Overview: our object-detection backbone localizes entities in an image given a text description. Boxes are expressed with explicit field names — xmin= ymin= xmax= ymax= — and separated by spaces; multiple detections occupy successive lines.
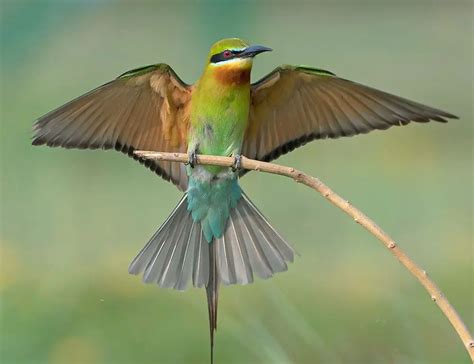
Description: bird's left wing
xmin=241 ymin=65 xmax=457 ymax=167
xmin=33 ymin=64 xmax=191 ymax=191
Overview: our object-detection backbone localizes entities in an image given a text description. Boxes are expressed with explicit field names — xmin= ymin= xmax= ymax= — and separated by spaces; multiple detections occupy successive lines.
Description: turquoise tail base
xmin=186 ymin=176 xmax=242 ymax=242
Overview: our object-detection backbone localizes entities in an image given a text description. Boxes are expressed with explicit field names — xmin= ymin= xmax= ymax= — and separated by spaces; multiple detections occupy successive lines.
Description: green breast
xmin=189 ymin=72 xmax=251 ymax=174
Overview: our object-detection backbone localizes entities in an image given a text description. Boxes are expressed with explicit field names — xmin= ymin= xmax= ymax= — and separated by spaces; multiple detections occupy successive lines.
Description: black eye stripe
xmin=210 ymin=49 xmax=243 ymax=64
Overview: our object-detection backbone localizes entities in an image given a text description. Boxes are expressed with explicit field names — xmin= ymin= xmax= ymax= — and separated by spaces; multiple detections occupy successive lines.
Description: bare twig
xmin=135 ymin=150 xmax=474 ymax=361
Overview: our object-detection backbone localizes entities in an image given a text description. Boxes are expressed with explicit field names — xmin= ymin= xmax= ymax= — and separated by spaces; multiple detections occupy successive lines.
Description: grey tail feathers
xmin=128 ymin=191 xmax=296 ymax=362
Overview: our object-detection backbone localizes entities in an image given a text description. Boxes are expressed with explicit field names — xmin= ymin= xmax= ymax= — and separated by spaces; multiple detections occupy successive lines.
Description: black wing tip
xmin=31 ymin=132 xmax=60 ymax=147
xmin=116 ymin=142 xmax=182 ymax=187
xmin=31 ymin=131 xmax=43 ymax=145
xmin=31 ymin=135 xmax=104 ymax=149
xmin=32 ymin=138 xmax=45 ymax=146
xmin=444 ymin=113 xmax=459 ymax=120
xmin=31 ymin=137 xmax=181 ymax=188
xmin=427 ymin=111 xmax=458 ymax=123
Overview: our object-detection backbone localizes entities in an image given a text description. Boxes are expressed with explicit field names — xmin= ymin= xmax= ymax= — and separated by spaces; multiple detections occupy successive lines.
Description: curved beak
xmin=239 ymin=45 xmax=272 ymax=59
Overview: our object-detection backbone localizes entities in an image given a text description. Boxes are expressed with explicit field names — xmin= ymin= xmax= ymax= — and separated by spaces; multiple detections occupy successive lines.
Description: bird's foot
xmin=187 ymin=151 xmax=198 ymax=168
xmin=232 ymin=154 xmax=242 ymax=172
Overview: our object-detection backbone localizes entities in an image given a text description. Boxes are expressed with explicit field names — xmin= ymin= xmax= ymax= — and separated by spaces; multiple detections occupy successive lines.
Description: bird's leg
xmin=231 ymin=154 xmax=242 ymax=172
xmin=187 ymin=149 xmax=198 ymax=168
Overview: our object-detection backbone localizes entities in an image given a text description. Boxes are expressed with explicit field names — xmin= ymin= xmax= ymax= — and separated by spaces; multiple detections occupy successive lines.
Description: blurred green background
xmin=1 ymin=1 xmax=472 ymax=363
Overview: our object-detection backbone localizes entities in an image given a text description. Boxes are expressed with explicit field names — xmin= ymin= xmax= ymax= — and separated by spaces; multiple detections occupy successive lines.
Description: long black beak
xmin=240 ymin=45 xmax=272 ymax=58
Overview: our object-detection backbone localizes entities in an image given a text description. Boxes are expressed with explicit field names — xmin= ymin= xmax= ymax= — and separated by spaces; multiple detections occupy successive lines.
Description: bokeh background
xmin=1 ymin=1 xmax=472 ymax=363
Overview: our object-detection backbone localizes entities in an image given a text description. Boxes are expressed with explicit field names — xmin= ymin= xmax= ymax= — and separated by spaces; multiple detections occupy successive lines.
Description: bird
xmin=32 ymin=37 xmax=457 ymax=363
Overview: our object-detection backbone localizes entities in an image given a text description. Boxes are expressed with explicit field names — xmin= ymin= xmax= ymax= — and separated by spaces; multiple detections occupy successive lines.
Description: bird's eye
xmin=223 ymin=50 xmax=232 ymax=58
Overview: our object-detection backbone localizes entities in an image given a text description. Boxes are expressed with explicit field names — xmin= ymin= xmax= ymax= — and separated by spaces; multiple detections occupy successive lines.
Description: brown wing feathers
xmin=34 ymin=64 xmax=457 ymax=185
xmin=32 ymin=65 xmax=191 ymax=190
xmin=242 ymin=66 xmax=457 ymax=166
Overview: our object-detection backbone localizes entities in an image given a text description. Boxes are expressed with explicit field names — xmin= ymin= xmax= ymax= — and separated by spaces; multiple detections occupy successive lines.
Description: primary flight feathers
xmin=33 ymin=63 xmax=457 ymax=188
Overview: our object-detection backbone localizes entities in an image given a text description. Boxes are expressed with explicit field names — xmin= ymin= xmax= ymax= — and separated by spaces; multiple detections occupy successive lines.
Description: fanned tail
xmin=206 ymin=242 xmax=218 ymax=364
xmin=128 ymin=195 xmax=209 ymax=290
xmin=214 ymin=192 xmax=296 ymax=285
xmin=128 ymin=191 xmax=296 ymax=363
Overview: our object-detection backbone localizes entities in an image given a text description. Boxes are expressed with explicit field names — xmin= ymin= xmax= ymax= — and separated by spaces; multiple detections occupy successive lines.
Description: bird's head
xmin=204 ymin=38 xmax=272 ymax=83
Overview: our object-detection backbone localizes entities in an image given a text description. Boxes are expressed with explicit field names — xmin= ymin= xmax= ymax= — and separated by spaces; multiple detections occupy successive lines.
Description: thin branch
xmin=135 ymin=150 xmax=474 ymax=361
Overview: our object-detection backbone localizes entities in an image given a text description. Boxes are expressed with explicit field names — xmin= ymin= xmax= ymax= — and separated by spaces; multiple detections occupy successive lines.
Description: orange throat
xmin=213 ymin=66 xmax=251 ymax=86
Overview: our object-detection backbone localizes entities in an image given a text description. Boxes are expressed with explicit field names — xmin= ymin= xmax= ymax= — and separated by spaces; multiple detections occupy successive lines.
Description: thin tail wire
xmin=206 ymin=240 xmax=219 ymax=364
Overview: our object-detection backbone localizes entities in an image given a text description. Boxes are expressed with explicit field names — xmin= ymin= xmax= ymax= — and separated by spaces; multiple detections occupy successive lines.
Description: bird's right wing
xmin=33 ymin=64 xmax=192 ymax=191
xmin=241 ymin=65 xmax=457 ymax=167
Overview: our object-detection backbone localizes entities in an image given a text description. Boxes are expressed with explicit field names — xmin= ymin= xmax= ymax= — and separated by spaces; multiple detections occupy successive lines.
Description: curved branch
xmin=135 ymin=150 xmax=474 ymax=361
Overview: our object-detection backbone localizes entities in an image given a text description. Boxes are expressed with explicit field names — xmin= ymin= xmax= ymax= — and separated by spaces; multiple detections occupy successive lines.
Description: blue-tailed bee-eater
xmin=33 ymin=38 xmax=457 ymax=362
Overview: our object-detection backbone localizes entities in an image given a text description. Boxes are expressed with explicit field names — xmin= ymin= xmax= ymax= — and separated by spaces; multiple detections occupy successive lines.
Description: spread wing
xmin=242 ymin=65 xmax=458 ymax=167
xmin=33 ymin=64 xmax=192 ymax=191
